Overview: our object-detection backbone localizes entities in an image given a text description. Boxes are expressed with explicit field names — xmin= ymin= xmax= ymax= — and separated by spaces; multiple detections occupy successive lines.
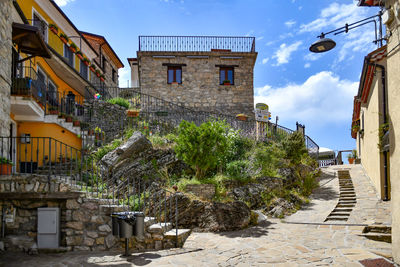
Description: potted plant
xmin=69 ymin=42 xmax=78 ymax=53
xmin=83 ymin=57 xmax=90 ymax=66
xmin=347 ymin=150 xmax=358 ymax=164
xmin=95 ymin=69 xmax=101 ymax=78
xmin=0 ymin=157 xmax=13 ymax=175
xmin=49 ymin=23 xmax=58 ymax=35
xmin=90 ymin=64 xmax=96 ymax=73
xmin=59 ymin=33 xmax=69 ymax=44
xmin=65 ymin=114 xmax=73 ymax=122
xmin=48 ymin=106 xmax=59 ymax=115
xmin=100 ymin=74 xmax=105 ymax=82
xmin=126 ymin=109 xmax=140 ymax=117
xmin=76 ymin=51 xmax=84 ymax=60
xmin=73 ymin=119 xmax=80 ymax=127
xmin=58 ymin=112 xmax=66 ymax=119
xmin=222 ymin=80 xmax=231 ymax=86
xmin=236 ymin=113 xmax=248 ymax=121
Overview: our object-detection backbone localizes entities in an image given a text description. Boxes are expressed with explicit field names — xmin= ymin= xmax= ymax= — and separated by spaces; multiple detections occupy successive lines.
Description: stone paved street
xmin=0 ymin=165 xmax=396 ymax=267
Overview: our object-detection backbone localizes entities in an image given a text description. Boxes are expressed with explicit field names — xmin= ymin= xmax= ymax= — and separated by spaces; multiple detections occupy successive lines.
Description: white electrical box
xmin=37 ymin=208 xmax=60 ymax=249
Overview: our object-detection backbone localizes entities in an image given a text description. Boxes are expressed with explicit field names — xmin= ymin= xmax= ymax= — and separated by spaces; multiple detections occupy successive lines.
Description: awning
xmin=12 ymin=23 xmax=51 ymax=59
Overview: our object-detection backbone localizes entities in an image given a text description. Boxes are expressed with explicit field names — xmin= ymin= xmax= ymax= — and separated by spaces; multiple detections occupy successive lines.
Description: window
xmin=220 ymin=67 xmax=234 ymax=85
xmin=101 ymin=56 xmax=107 ymax=73
xmin=47 ymin=79 xmax=58 ymax=106
xmin=36 ymin=66 xmax=47 ymax=98
xmin=112 ymin=68 xmax=116 ymax=82
xmin=167 ymin=66 xmax=182 ymax=84
xmin=33 ymin=12 xmax=47 ymax=42
xmin=64 ymin=44 xmax=74 ymax=66
xmin=80 ymin=60 xmax=88 ymax=80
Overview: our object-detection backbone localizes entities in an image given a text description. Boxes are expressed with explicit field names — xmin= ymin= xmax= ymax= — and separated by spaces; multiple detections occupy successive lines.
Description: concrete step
xmin=329 ymin=212 xmax=350 ymax=216
xmin=148 ymin=222 xmax=173 ymax=234
xmin=336 ymin=205 xmax=355 ymax=209
xmin=325 ymin=217 xmax=349 ymax=221
xmin=362 ymin=225 xmax=391 ymax=234
xmin=332 ymin=208 xmax=353 ymax=212
xmin=164 ymin=229 xmax=192 ymax=247
xmin=359 ymin=233 xmax=391 ymax=243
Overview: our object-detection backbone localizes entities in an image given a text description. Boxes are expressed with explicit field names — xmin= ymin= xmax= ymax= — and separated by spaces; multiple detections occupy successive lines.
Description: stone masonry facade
xmin=0 ymin=175 xmax=185 ymax=252
xmin=137 ymin=51 xmax=257 ymax=116
xmin=0 ymin=0 xmax=12 ymax=139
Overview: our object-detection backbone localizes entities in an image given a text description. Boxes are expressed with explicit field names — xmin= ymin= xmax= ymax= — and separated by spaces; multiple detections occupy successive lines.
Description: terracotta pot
xmin=100 ymin=77 xmax=105 ymax=82
xmin=90 ymin=67 xmax=95 ymax=73
xmin=60 ymin=37 xmax=68 ymax=45
xmin=223 ymin=82 xmax=231 ymax=86
xmin=50 ymin=27 xmax=58 ymax=35
xmin=0 ymin=164 xmax=12 ymax=175
xmin=126 ymin=110 xmax=139 ymax=117
xmin=236 ymin=115 xmax=248 ymax=121
xmin=96 ymin=72 xmax=101 ymax=78
xmin=73 ymin=121 xmax=80 ymax=127
xmin=69 ymin=47 xmax=76 ymax=53
xmin=49 ymin=110 xmax=59 ymax=115
xmin=66 ymin=117 xmax=73 ymax=122
xmin=84 ymin=61 xmax=90 ymax=66
xmin=77 ymin=54 xmax=84 ymax=60
xmin=348 ymin=158 xmax=355 ymax=164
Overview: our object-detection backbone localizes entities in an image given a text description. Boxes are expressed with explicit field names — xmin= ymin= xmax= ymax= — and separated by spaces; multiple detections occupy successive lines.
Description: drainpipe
xmin=373 ymin=62 xmax=389 ymax=201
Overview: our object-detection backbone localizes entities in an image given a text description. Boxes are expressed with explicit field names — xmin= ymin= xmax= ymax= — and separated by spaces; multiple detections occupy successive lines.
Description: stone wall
xmin=0 ymin=175 xmax=184 ymax=252
xmin=0 ymin=0 xmax=12 ymax=139
xmin=137 ymin=51 xmax=257 ymax=116
xmin=84 ymin=100 xmax=127 ymax=142
xmin=185 ymin=184 xmax=215 ymax=200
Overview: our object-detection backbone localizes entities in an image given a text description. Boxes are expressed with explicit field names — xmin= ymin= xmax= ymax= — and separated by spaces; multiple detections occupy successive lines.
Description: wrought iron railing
xmin=45 ymin=90 xmax=85 ymax=123
xmin=86 ymin=86 xmax=319 ymax=158
xmin=11 ymin=67 xmax=47 ymax=107
xmin=0 ymin=137 xmax=82 ymax=176
xmin=139 ymin=36 xmax=256 ymax=52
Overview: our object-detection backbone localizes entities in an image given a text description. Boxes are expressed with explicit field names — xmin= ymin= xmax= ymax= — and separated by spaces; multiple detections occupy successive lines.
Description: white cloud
xmin=299 ymin=3 xmax=368 ymax=33
xmin=304 ymin=63 xmax=311 ymax=68
xmin=118 ymin=67 xmax=131 ymax=88
xmin=272 ymin=41 xmax=302 ymax=66
xmin=262 ymin=58 xmax=269 ymax=64
xmin=256 ymin=36 xmax=264 ymax=41
xmin=54 ymin=0 xmax=75 ymax=6
xmin=254 ymin=71 xmax=358 ymax=125
xmin=304 ymin=53 xmax=323 ymax=61
xmin=285 ymin=20 xmax=296 ymax=28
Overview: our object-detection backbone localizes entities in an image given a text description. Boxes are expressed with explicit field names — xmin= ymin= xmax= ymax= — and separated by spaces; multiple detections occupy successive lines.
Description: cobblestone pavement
xmin=0 ymin=165 xmax=396 ymax=267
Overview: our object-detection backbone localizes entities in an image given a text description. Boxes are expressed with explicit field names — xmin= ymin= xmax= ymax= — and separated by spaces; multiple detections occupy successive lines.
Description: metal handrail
xmin=139 ymin=36 xmax=256 ymax=52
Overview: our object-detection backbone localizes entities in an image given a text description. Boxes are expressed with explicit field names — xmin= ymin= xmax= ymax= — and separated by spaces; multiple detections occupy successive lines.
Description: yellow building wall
xmin=17 ymin=0 xmax=85 ymax=76
xmin=358 ymin=73 xmax=385 ymax=199
xmin=17 ymin=122 xmax=81 ymax=168
xmin=386 ymin=0 xmax=400 ymax=263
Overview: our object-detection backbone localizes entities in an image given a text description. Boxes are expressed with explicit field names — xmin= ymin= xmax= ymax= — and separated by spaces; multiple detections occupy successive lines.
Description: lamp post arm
xmin=333 ymin=19 xmax=378 ymax=44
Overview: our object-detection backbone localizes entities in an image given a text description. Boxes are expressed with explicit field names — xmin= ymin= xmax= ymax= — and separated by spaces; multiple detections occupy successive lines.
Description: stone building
xmin=0 ymin=0 xmax=12 ymax=139
xmin=80 ymin=31 xmax=124 ymax=88
xmin=131 ymin=36 xmax=257 ymax=116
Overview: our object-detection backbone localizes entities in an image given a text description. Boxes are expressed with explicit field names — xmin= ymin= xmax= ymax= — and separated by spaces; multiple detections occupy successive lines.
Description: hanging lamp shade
xmin=309 ymin=38 xmax=336 ymax=53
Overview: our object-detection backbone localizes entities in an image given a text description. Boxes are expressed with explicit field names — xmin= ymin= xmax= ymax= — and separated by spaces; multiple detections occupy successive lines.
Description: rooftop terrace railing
xmin=138 ymin=36 xmax=256 ymax=52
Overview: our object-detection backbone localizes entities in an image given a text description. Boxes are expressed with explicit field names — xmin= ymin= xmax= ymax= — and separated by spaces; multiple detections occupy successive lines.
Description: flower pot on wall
xmin=236 ymin=114 xmax=248 ymax=121
xmin=348 ymin=158 xmax=355 ymax=164
xmin=0 ymin=164 xmax=12 ymax=175
xmin=50 ymin=26 xmax=58 ymax=35
xmin=69 ymin=46 xmax=77 ymax=53
xmin=73 ymin=121 xmax=80 ymax=127
xmin=77 ymin=54 xmax=84 ymax=60
xmin=60 ymin=37 xmax=68 ymax=45
xmin=126 ymin=110 xmax=140 ymax=117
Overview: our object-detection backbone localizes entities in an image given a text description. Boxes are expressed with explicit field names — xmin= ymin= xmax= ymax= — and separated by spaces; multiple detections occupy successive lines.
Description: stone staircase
xmin=360 ymin=225 xmax=392 ymax=243
xmin=325 ymin=170 xmax=357 ymax=222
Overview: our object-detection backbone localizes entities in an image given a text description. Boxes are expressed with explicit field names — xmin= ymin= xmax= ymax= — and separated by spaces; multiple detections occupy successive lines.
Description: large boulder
xmin=101 ymin=132 xmax=152 ymax=169
xmin=166 ymin=193 xmax=250 ymax=232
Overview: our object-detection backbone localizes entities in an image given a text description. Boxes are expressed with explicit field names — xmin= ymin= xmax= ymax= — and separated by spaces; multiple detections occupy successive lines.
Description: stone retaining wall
xmin=0 ymin=175 xmax=180 ymax=252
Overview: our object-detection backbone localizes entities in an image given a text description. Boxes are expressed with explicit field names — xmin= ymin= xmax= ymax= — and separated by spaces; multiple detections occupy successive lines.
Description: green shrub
xmin=280 ymin=132 xmax=308 ymax=164
xmin=226 ymin=160 xmax=251 ymax=181
xmin=93 ymin=138 xmax=122 ymax=161
xmin=175 ymin=119 xmax=231 ymax=178
xmin=253 ymin=143 xmax=284 ymax=177
xmin=107 ymin=97 xmax=130 ymax=109
xmin=249 ymin=211 xmax=259 ymax=226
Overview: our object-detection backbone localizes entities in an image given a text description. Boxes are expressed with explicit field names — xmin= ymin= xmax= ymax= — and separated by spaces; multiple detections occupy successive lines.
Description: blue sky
xmin=56 ymin=0 xmax=382 ymax=153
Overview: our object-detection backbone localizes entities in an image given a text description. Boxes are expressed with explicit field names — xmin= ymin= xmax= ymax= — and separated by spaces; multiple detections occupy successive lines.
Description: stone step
xmin=359 ymin=233 xmax=391 ymax=243
xmin=362 ymin=225 xmax=391 ymax=234
xmin=325 ymin=216 xmax=349 ymax=221
xmin=336 ymin=205 xmax=355 ymax=209
xmin=332 ymin=208 xmax=353 ymax=212
xmin=328 ymin=212 xmax=350 ymax=218
xmin=164 ymin=229 xmax=192 ymax=245
xmin=148 ymin=222 xmax=173 ymax=234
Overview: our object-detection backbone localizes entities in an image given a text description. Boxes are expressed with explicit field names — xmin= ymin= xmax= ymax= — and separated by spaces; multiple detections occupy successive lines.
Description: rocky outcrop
xmin=164 ymin=193 xmax=250 ymax=232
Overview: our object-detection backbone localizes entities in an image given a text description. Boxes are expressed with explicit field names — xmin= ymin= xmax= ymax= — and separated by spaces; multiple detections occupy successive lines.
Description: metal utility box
xmin=37 ymin=208 xmax=60 ymax=248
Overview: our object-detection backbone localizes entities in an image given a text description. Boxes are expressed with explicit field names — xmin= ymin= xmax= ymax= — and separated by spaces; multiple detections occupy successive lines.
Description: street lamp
xmin=309 ymin=12 xmax=384 ymax=53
